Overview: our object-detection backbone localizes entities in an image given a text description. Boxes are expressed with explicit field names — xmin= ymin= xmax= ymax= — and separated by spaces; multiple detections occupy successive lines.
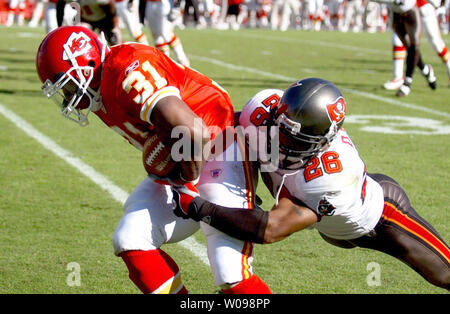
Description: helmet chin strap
xmin=87 ymin=86 xmax=103 ymax=112
xmin=100 ymin=31 xmax=107 ymax=63
xmin=273 ymin=122 xmax=339 ymax=206
xmin=274 ymin=169 xmax=301 ymax=206
xmin=90 ymin=31 xmax=108 ymax=113
xmin=325 ymin=121 xmax=339 ymax=142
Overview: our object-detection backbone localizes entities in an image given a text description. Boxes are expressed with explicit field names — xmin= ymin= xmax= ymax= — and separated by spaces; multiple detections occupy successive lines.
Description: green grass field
xmin=0 ymin=25 xmax=449 ymax=294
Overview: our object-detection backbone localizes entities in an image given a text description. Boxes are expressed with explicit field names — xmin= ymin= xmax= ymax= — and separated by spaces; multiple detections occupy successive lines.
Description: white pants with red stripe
xmin=115 ymin=0 xmax=146 ymax=43
xmin=145 ymin=0 xmax=173 ymax=46
xmin=113 ymin=141 xmax=255 ymax=286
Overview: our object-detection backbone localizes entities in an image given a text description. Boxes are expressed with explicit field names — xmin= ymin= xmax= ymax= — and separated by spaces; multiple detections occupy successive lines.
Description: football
xmin=142 ymin=132 xmax=176 ymax=178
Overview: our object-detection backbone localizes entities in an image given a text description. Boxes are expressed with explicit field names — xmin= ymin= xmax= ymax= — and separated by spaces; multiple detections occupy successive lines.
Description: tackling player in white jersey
xmin=173 ymin=78 xmax=450 ymax=290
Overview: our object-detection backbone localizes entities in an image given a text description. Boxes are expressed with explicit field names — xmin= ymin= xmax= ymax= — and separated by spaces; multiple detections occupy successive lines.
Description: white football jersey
xmin=264 ymin=129 xmax=384 ymax=239
xmin=240 ymin=89 xmax=385 ymax=240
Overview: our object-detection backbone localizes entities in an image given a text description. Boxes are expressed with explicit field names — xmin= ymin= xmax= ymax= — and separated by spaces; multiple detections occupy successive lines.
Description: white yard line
xmin=343 ymin=88 xmax=450 ymax=118
xmin=190 ymin=54 xmax=450 ymax=118
xmin=0 ymin=103 xmax=210 ymax=266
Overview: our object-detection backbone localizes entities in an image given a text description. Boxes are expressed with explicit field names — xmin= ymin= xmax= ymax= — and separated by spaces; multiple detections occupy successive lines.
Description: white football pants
xmin=113 ymin=141 xmax=257 ymax=286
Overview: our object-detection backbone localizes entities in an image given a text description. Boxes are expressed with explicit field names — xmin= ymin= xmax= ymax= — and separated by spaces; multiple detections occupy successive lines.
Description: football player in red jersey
xmin=35 ymin=25 xmax=271 ymax=294
xmin=173 ymin=78 xmax=450 ymax=291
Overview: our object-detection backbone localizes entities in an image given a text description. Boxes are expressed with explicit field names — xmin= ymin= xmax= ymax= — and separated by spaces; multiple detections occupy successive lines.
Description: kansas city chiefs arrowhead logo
xmin=326 ymin=96 xmax=346 ymax=124
xmin=63 ymin=31 xmax=92 ymax=61
xmin=317 ymin=197 xmax=335 ymax=216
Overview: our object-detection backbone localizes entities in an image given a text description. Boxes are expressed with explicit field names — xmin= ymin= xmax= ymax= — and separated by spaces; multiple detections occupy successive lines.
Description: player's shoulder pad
xmin=239 ymin=89 xmax=284 ymax=128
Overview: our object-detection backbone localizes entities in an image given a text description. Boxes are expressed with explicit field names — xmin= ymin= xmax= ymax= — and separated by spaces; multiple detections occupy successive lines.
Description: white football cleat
xmin=396 ymin=84 xmax=411 ymax=97
xmin=383 ymin=78 xmax=404 ymax=90
xmin=423 ymin=64 xmax=437 ymax=90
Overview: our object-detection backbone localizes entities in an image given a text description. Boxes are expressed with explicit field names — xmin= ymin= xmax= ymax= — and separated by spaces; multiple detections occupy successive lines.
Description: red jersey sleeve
xmin=101 ymin=43 xmax=184 ymax=123
xmin=100 ymin=43 xmax=234 ymax=139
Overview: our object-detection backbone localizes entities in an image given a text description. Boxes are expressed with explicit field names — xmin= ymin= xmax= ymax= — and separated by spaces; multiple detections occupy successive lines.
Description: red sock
xmin=221 ymin=275 xmax=272 ymax=294
xmin=120 ymin=249 xmax=188 ymax=294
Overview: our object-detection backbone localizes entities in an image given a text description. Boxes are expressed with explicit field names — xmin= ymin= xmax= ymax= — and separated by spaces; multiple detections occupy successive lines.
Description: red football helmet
xmin=36 ymin=26 xmax=109 ymax=126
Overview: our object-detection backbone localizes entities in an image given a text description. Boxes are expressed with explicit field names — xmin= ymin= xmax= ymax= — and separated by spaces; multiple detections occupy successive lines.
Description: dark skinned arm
xmin=150 ymin=95 xmax=211 ymax=182
xmin=264 ymin=198 xmax=318 ymax=243
xmin=188 ymin=196 xmax=318 ymax=244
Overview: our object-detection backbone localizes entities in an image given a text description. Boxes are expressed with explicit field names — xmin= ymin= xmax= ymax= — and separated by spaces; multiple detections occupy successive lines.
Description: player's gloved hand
xmin=171 ymin=182 xmax=201 ymax=219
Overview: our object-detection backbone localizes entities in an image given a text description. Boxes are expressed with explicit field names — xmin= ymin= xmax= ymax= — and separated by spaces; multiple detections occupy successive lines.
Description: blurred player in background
xmin=28 ymin=0 xmax=45 ymax=27
xmin=328 ymin=0 xmax=345 ymax=31
xmin=270 ymin=0 xmax=284 ymax=29
xmin=115 ymin=0 xmax=149 ymax=44
xmin=57 ymin=0 xmax=123 ymax=45
xmin=278 ymin=0 xmax=302 ymax=31
xmin=364 ymin=0 xmax=388 ymax=32
xmin=306 ymin=0 xmax=324 ymax=30
xmin=173 ymin=78 xmax=450 ymax=291
xmin=6 ymin=0 xmax=26 ymax=26
xmin=28 ymin=0 xmax=60 ymax=32
xmin=47 ymin=0 xmax=60 ymax=31
xmin=372 ymin=0 xmax=436 ymax=96
xmin=383 ymin=0 xmax=450 ymax=90
xmin=145 ymin=0 xmax=190 ymax=66
xmin=341 ymin=0 xmax=365 ymax=32
xmin=435 ymin=0 xmax=448 ymax=34
xmin=182 ymin=0 xmax=205 ymax=28
xmin=35 ymin=25 xmax=271 ymax=294
xmin=56 ymin=0 xmax=148 ymax=44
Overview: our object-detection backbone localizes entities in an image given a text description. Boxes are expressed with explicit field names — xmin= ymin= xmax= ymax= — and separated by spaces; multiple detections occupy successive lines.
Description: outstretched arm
xmin=185 ymin=195 xmax=318 ymax=244
xmin=265 ymin=198 xmax=319 ymax=243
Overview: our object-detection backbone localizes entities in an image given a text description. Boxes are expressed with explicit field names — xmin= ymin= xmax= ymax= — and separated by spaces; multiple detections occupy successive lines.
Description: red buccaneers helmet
xmin=275 ymin=78 xmax=346 ymax=170
xmin=36 ymin=26 xmax=109 ymax=126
